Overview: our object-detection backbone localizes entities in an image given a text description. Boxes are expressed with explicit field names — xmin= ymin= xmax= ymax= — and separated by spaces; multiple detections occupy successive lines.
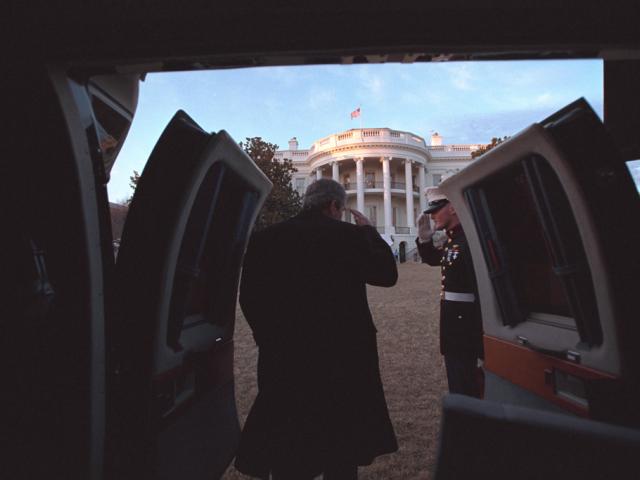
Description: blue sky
xmin=108 ymin=60 xmax=604 ymax=202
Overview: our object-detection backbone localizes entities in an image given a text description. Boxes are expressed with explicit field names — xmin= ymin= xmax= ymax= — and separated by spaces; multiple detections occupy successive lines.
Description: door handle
xmin=516 ymin=335 xmax=581 ymax=363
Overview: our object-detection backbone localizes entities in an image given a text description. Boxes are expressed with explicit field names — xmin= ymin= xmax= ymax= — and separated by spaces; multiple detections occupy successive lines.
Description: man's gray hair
xmin=303 ymin=179 xmax=346 ymax=211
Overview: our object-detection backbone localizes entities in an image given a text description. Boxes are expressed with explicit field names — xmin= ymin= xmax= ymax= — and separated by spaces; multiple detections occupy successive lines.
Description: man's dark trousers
xmin=444 ymin=352 xmax=478 ymax=397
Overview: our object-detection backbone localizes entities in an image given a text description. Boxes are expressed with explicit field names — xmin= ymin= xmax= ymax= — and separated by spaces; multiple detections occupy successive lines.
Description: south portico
xmin=274 ymin=128 xmax=481 ymax=255
xmin=311 ymin=155 xmax=426 ymax=237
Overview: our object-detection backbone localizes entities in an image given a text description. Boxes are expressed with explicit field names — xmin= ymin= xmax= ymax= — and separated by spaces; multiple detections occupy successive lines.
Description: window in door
xmin=465 ymin=156 xmax=602 ymax=345
xmin=167 ymin=163 xmax=259 ymax=348
xmin=367 ymin=205 xmax=377 ymax=226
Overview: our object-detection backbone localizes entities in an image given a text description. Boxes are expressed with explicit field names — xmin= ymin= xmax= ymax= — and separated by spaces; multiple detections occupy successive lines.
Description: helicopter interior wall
xmin=3 ymin=70 xmax=101 ymax=478
xmin=12 ymin=2 xmax=640 ymax=71
xmin=604 ymin=60 xmax=640 ymax=161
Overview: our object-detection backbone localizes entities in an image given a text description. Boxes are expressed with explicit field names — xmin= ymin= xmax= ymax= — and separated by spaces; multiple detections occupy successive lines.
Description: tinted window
xmin=482 ymin=163 xmax=571 ymax=317
xmin=167 ymin=163 xmax=259 ymax=349
xmin=466 ymin=155 xmax=602 ymax=345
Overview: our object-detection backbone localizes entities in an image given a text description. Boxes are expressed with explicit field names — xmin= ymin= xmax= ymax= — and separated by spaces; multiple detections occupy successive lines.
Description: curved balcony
xmin=343 ymin=181 xmax=420 ymax=193
xmin=308 ymin=128 xmax=427 ymax=161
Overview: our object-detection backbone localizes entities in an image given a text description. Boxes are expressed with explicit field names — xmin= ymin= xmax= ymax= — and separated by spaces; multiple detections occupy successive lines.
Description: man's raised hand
xmin=350 ymin=209 xmax=373 ymax=227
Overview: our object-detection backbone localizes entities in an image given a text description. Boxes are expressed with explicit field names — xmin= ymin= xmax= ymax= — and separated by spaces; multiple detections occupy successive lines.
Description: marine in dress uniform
xmin=416 ymin=187 xmax=484 ymax=397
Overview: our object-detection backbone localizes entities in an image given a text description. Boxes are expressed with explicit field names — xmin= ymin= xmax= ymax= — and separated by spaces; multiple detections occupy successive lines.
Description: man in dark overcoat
xmin=416 ymin=186 xmax=484 ymax=397
xmin=235 ymin=179 xmax=398 ymax=480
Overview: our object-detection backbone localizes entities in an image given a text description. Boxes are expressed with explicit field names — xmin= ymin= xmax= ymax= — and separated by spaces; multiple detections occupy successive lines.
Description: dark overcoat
xmin=235 ymin=209 xmax=398 ymax=478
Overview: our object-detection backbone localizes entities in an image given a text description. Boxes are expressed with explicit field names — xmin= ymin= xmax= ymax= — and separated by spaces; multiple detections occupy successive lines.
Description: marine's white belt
xmin=443 ymin=291 xmax=475 ymax=302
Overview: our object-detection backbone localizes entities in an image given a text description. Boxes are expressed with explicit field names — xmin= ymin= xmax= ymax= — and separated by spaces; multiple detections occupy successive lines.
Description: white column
xmin=356 ymin=157 xmax=365 ymax=213
xmin=382 ymin=157 xmax=393 ymax=234
xmin=405 ymin=159 xmax=415 ymax=231
xmin=418 ymin=164 xmax=427 ymax=212
xmin=332 ymin=161 xmax=339 ymax=182
xmin=316 ymin=167 xmax=323 ymax=181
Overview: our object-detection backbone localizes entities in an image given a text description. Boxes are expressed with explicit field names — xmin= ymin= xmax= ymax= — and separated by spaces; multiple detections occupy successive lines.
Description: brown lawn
xmin=223 ymin=262 xmax=446 ymax=480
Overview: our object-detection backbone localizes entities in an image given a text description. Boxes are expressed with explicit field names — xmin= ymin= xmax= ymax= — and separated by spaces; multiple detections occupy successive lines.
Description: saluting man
xmin=236 ymin=179 xmax=398 ymax=480
xmin=416 ymin=186 xmax=484 ymax=397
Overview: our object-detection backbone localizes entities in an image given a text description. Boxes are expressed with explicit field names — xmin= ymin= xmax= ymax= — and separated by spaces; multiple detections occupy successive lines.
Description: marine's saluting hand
xmin=417 ymin=213 xmax=434 ymax=243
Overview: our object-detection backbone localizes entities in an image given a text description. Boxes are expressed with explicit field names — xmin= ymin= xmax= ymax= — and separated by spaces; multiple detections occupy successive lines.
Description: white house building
xmin=274 ymin=128 xmax=482 ymax=260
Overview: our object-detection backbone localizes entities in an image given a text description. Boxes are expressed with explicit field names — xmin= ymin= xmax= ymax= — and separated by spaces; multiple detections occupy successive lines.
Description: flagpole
xmin=359 ymin=105 xmax=362 ymax=129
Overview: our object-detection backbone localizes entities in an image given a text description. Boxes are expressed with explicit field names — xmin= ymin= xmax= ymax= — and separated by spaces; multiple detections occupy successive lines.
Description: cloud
xmin=253 ymin=66 xmax=314 ymax=87
xmin=535 ymin=92 xmax=554 ymax=106
xmin=401 ymin=89 xmax=446 ymax=107
xmin=263 ymin=96 xmax=284 ymax=111
xmin=357 ymin=68 xmax=386 ymax=103
xmin=446 ymin=64 xmax=474 ymax=91
xmin=307 ymin=88 xmax=337 ymax=110
xmin=367 ymin=76 xmax=383 ymax=95
xmin=489 ymin=92 xmax=554 ymax=112
xmin=438 ymin=101 xmax=600 ymax=144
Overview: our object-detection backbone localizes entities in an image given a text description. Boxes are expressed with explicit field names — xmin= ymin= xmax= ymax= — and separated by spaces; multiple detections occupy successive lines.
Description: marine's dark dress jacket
xmin=235 ymin=209 xmax=398 ymax=478
xmin=416 ymin=225 xmax=484 ymax=357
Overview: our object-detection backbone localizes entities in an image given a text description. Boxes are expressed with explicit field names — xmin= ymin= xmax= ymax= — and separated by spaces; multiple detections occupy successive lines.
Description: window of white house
xmin=367 ymin=205 xmax=377 ymax=225
xmin=365 ymin=172 xmax=375 ymax=188
xmin=343 ymin=174 xmax=351 ymax=189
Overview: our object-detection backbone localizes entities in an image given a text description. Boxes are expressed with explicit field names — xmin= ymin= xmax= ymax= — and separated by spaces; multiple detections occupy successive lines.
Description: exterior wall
xmin=275 ymin=129 xmax=483 ymax=253
xmin=343 ymin=196 xmax=418 ymax=230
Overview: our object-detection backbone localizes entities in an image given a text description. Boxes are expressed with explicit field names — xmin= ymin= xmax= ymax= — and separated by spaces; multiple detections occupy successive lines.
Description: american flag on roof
xmin=350 ymin=107 xmax=361 ymax=119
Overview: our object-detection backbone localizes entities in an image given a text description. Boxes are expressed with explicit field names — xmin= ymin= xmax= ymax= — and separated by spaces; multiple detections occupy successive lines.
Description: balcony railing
xmin=428 ymin=145 xmax=478 ymax=152
xmin=346 ymin=224 xmax=412 ymax=235
xmin=343 ymin=181 xmax=419 ymax=192
xmin=309 ymin=128 xmax=427 ymax=158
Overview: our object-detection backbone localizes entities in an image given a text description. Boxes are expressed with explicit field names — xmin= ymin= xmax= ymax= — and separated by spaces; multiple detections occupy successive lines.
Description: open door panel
xmin=439 ymin=99 xmax=640 ymax=425
xmin=107 ymin=111 xmax=271 ymax=479
xmin=434 ymin=394 xmax=640 ymax=480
